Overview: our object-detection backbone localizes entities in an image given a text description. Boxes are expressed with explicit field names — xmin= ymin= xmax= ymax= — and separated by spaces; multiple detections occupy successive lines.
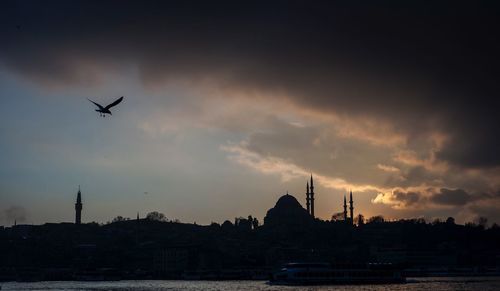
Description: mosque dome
xmin=264 ymin=193 xmax=312 ymax=227
xmin=275 ymin=193 xmax=303 ymax=209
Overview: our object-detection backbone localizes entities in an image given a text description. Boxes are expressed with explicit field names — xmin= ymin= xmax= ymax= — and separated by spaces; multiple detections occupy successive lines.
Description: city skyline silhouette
xmin=2 ymin=180 xmax=499 ymax=282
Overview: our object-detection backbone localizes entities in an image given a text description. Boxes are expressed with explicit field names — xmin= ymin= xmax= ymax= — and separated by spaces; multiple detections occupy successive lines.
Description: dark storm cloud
xmin=431 ymin=188 xmax=473 ymax=206
xmin=392 ymin=190 xmax=421 ymax=208
xmin=384 ymin=166 xmax=439 ymax=188
xmin=1 ymin=1 xmax=500 ymax=168
xmin=388 ymin=187 xmax=493 ymax=208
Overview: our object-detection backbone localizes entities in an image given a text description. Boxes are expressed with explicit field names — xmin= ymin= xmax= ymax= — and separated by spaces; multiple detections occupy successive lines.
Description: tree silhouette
xmin=252 ymin=217 xmax=259 ymax=229
xmin=367 ymin=215 xmax=385 ymax=224
xmin=146 ymin=211 xmax=166 ymax=221
xmin=331 ymin=212 xmax=344 ymax=222
xmin=475 ymin=216 xmax=488 ymax=229
xmin=356 ymin=214 xmax=365 ymax=226
xmin=111 ymin=216 xmax=128 ymax=223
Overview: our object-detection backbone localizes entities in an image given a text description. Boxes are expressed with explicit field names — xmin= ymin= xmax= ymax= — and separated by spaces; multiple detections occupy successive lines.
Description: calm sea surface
xmin=2 ymin=277 xmax=500 ymax=291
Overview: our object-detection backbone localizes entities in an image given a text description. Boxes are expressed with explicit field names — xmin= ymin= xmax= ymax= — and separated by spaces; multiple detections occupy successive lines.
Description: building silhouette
xmin=343 ymin=190 xmax=355 ymax=224
xmin=75 ymin=186 xmax=82 ymax=225
xmin=265 ymin=175 xmax=357 ymax=225
xmin=264 ymin=192 xmax=312 ymax=227
xmin=306 ymin=182 xmax=310 ymax=214
xmin=304 ymin=175 xmax=356 ymax=224
xmin=349 ymin=190 xmax=354 ymax=224
xmin=305 ymin=175 xmax=315 ymax=218
xmin=344 ymin=194 xmax=348 ymax=221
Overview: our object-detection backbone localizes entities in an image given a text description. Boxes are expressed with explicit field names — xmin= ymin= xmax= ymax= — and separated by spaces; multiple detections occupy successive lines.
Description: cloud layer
xmin=1 ymin=1 xmax=500 ymax=223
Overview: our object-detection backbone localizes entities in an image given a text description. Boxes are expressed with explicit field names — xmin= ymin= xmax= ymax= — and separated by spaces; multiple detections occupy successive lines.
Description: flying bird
xmin=87 ymin=96 xmax=124 ymax=117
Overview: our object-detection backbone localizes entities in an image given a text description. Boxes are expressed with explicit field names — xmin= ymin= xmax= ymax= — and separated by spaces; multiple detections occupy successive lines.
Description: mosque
xmin=264 ymin=175 xmax=355 ymax=226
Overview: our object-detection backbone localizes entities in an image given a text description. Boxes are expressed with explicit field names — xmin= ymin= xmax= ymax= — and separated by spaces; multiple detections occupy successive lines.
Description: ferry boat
xmin=271 ymin=262 xmax=405 ymax=285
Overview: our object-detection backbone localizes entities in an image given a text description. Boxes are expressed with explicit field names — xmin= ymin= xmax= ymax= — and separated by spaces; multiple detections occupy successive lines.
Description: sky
xmin=1 ymin=1 xmax=500 ymax=226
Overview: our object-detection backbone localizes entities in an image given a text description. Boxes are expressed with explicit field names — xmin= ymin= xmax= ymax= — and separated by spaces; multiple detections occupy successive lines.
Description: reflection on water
xmin=2 ymin=277 xmax=500 ymax=291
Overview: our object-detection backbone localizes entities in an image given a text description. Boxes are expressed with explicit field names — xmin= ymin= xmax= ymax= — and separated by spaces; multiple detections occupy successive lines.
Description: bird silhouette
xmin=87 ymin=96 xmax=124 ymax=117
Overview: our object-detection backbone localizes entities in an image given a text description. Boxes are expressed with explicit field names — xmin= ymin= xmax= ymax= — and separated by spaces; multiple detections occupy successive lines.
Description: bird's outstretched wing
xmin=87 ymin=98 xmax=104 ymax=110
xmin=104 ymin=96 xmax=124 ymax=110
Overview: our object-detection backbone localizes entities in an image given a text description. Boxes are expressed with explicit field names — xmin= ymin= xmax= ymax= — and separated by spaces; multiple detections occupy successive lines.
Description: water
xmin=2 ymin=277 xmax=500 ymax=291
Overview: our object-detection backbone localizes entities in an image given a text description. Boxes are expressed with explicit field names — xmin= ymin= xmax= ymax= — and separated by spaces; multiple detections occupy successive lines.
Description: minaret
xmin=343 ymin=194 xmax=348 ymax=222
xmin=75 ymin=186 xmax=82 ymax=225
xmin=306 ymin=181 xmax=311 ymax=215
xmin=310 ymin=175 xmax=315 ymax=218
xmin=349 ymin=190 xmax=354 ymax=225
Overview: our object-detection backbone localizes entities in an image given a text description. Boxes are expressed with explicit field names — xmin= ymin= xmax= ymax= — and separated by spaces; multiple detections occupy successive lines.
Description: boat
xmin=270 ymin=262 xmax=406 ymax=285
